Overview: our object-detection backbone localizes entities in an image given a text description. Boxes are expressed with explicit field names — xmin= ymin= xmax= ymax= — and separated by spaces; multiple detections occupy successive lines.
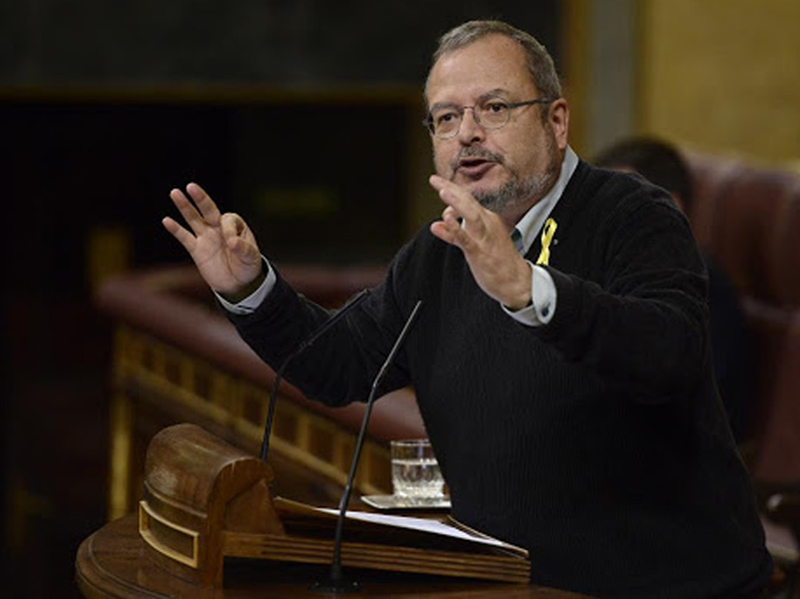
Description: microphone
xmin=260 ymin=288 xmax=370 ymax=463
xmin=311 ymin=299 xmax=423 ymax=593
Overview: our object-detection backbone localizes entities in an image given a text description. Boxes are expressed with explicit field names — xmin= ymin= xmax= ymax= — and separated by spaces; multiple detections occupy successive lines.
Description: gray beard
xmin=473 ymin=168 xmax=557 ymax=213
xmin=466 ymin=131 xmax=561 ymax=214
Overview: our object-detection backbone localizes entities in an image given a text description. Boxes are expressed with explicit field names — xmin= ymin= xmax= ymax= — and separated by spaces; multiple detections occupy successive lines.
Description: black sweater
xmin=229 ymin=161 xmax=771 ymax=598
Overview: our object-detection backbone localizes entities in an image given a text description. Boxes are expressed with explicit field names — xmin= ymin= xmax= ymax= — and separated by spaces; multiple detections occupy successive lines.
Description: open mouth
xmin=457 ymin=157 xmax=496 ymax=178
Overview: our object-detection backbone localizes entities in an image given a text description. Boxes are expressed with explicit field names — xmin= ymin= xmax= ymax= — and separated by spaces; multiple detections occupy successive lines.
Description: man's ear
xmin=549 ymin=98 xmax=569 ymax=151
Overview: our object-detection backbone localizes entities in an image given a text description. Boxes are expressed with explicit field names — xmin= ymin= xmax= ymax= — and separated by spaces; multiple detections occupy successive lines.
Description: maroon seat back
xmin=685 ymin=152 xmax=800 ymax=481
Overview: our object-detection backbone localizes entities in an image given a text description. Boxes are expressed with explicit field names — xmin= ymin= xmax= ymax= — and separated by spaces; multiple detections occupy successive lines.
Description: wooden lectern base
xmin=134 ymin=423 xmax=532 ymax=586
xmin=75 ymin=514 xmax=593 ymax=599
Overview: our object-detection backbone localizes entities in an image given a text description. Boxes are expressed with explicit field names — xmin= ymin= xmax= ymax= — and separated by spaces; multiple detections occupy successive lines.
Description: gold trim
xmin=110 ymin=327 xmax=391 ymax=498
xmin=107 ymin=385 xmax=133 ymax=521
xmin=139 ymin=500 xmax=200 ymax=568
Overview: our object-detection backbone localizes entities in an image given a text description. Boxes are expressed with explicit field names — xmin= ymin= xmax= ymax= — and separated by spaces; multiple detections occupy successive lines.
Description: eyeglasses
xmin=423 ymin=98 xmax=553 ymax=139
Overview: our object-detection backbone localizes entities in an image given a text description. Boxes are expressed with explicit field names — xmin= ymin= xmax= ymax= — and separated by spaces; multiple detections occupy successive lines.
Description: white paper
xmin=317 ymin=507 xmax=527 ymax=556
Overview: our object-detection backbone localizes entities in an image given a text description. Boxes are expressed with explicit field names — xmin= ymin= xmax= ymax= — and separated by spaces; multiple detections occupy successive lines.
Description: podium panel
xmin=75 ymin=515 xmax=594 ymax=599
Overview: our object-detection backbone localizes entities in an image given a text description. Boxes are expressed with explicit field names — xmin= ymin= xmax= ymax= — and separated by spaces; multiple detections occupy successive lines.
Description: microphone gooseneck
xmin=311 ymin=299 xmax=423 ymax=593
xmin=260 ymin=288 xmax=370 ymax=463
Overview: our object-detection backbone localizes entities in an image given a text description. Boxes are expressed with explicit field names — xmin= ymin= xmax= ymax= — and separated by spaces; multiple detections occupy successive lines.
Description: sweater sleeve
xmin=535 ymin=188 xmax=710 ymax=403
xmin=225 ymin=250 xmax=414 ymax=407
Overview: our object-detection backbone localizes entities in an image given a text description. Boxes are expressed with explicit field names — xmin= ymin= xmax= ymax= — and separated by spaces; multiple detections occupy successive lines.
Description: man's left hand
xmin=429 ymin=175 xmax=532 ymax=310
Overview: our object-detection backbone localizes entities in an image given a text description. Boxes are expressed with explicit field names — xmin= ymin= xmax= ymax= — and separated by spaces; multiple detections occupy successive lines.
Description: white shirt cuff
xmin=215 ymin=257 xmax=276 ymax=315
xmin=501 ymin=262 xmax=557 ymax=326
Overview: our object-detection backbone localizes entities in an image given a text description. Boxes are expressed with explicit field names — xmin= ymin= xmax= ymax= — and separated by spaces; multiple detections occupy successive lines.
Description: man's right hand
xmin=163 ymin=183 xmax=264 ymax=301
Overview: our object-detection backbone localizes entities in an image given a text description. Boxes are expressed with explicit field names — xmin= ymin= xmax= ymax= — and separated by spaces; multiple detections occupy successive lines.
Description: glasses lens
xmin=477 ymin=101 xmax=510 ymax=129
xmin=430 ymin=109 xmax=461 ymax=138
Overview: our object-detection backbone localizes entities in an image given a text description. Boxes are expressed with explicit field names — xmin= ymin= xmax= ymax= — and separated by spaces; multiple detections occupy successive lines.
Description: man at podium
xmin=163 ymin=20 xmax=772 ymax=599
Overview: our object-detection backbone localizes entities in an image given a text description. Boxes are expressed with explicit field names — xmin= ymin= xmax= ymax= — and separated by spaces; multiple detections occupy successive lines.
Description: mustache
xmin=450 ymin=146 xmax=505 ymax=171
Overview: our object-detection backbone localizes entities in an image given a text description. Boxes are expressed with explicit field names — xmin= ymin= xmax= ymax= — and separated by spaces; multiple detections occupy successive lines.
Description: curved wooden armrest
xmin=94 ymin=262 xmax=427 ymax=442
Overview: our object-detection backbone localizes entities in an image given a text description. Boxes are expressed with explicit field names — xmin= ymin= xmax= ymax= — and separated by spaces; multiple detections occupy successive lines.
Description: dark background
xmin=1 ymin=2 xmax=560 ymax=596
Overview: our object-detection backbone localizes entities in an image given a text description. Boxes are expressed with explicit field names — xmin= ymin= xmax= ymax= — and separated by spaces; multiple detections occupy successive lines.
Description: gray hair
xmin=426 ymin=20 xmax=562 ymax=107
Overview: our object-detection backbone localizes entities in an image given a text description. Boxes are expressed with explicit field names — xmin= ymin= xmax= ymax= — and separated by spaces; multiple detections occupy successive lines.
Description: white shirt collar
xmin=513 ymin=145 xmax=579 ymax=255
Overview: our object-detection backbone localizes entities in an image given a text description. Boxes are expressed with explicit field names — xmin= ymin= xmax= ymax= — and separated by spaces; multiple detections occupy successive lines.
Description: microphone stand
xmin=260 ymin=289 xmax=370 ymax=462
xmin=310 ymin=300 xmax=423 ymax=593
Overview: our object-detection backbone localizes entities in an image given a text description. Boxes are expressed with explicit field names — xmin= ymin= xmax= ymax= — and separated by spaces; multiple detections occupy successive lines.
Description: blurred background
xmin=2 ymin=0 xmax=799 ymax=597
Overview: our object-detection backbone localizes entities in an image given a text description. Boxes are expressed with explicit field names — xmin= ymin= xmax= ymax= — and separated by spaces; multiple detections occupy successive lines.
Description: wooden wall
xmin=639 ymin=0 xmax=800 ymax=165
xmin=562 ymin=0 xmax=800 ymax=168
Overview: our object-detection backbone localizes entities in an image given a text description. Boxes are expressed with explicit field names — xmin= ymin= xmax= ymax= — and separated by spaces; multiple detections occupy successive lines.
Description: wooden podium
xmin=75 ymin=423 xmax=594 ymax=598
xmin=76 ymin=515 xmax=593 ymax=598
xmin=136 ymin=423 xmax=530 ymax=585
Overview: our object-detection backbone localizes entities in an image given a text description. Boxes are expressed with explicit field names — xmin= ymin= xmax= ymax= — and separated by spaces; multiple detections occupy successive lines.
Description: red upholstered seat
xmin=685 ymin=153 xmax=800 ymax=477
xmin=685 ymin=153 xmax=800 ymax=595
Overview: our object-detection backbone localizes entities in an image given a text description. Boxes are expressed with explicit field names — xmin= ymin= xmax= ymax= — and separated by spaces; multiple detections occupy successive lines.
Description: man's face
xmin=426 ymin=35 xmax=569 ymax=216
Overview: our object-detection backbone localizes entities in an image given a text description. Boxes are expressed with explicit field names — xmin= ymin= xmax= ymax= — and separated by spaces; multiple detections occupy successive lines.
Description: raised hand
xmin=429 ymin=175 xmax=532 ymax=310
xmin=163 ymin=183 xmax=264 ymax=299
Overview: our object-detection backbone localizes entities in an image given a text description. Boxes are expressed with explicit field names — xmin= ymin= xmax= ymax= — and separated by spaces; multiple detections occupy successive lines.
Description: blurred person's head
xmin=424 ymin=20 xmax=569 ymax=224
xmin=594 ymin=136 xmax=694 ymax=213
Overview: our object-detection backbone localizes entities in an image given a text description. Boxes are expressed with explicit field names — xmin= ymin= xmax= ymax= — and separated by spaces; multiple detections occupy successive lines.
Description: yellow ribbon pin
xmin=535 ymin=218 xmax=558 ymax=266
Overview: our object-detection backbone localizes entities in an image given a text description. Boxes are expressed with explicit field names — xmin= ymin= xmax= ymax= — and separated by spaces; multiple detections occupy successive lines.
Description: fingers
xmin=428 ymin=175 xmax=530 ymax=307
xmin=220 ymin=213 xmax=261 ymax=265
xmin=185 ymin=183 xmax=222 ymax=225
xmin=167 ymin=182 xmax=222 ymax=235
xmin=429 ymin=175 xmax=483 ymax=226
xmin=220 ymin=212 xmax=244 ymax=241
xmin=429 ymin=220 xmax=456 ymax=245
xmin=168 ymin=186 xmax=208 ymax=236
xmin=429 ymin=174 xmax=497 ymax=250
xmin=161 ymin=216 xmax=196 ymax=252
xmin=430 ymin=206 xmax=472 ymax=249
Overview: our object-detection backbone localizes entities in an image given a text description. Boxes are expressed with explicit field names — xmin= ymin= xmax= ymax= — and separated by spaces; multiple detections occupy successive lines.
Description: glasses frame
xmin=422 ymin=98 xmax=553 ymax=139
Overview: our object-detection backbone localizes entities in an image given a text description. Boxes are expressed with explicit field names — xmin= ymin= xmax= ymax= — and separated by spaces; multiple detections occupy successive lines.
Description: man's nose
xmin=457 ymin=107 xmax=486 ymax=144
